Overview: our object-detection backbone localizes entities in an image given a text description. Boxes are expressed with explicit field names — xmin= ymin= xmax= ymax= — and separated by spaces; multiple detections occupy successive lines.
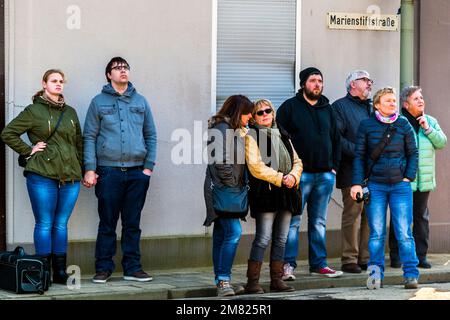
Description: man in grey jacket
xmin=83 ymin=57 xmax=157 ymax=283
xmin=332 ymin=70 xmax=373 ymax=274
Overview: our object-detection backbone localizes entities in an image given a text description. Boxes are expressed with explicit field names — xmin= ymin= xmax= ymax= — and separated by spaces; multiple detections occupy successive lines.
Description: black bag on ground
xmin=0 ymin=246 xmax=50 ymax=294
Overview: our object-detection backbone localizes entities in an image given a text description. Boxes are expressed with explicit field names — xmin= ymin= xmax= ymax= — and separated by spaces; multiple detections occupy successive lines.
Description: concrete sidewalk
xmin=1 ymin=254 xmax=450 ymax=300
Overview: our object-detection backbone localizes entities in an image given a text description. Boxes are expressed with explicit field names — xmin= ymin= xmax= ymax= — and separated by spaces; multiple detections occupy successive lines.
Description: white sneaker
xmin=282 ymin=263 xmax=296 ymax=281
xmin=123 ymin=270 xmax=153 ymax=282
xmin=217 ymin=281 xmax=235 ymax=297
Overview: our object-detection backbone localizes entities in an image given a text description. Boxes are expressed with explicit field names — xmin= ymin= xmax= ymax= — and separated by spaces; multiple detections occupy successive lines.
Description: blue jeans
xmin=249 ymin=211 xmax=291 ymax=262
xmin=94 ymin=166 xmax=150 ymax=275
xmin=284 ymin=172 xmax=335 ymax=269
xmin=212 ymin=218 xmax=242 ymax=283
xmin=366 ymin=181 xmax=419 ymax=280
xmin=26 ymin=173 xmax=80 ymax=255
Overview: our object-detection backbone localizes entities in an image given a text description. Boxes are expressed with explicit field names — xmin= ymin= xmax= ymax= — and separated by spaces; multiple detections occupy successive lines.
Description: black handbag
xmin=17 ymin=154 xmax=30 ymax=167
xmin=287 ymin=185 xmax=303 ymax=214
xmin=18 ymin=110 xmax=66 ymax=168
xmin=0 ymin=246 xmax=50 ymax=294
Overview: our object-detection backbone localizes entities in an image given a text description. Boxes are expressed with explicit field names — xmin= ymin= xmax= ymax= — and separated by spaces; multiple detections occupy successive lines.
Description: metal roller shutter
xmin=217 ymin=0 xmax=297 ymax=110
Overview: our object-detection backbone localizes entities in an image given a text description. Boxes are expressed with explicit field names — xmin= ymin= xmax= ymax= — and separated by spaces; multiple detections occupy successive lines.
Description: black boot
xmin=42 ymin=254 xmax=52 ymax=287
xmin=52 ymin=253 xmax=69 ymax=284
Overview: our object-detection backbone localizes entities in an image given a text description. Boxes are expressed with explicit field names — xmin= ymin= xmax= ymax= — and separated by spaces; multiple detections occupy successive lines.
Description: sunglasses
xmin=255 ymin=108 xmax=273 ymax=116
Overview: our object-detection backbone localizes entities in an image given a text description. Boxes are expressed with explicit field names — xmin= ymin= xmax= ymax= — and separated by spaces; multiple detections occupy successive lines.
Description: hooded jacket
xmin=83 ymin=82 xmax=157 ymax=171
xmin=1 ymin=96 xmax=83 ymax=181
xmin=276 ymin=90 xmax=341 ymax=173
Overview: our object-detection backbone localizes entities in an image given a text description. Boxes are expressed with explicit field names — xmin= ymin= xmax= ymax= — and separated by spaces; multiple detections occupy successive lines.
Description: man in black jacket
xmin=277 ymin=67 xmax=342 ymax=279
xmin=332 ymin=70 xmax=373 ymax=274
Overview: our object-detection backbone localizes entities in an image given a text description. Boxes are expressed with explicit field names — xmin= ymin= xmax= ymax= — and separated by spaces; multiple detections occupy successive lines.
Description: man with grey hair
xmin=389 ymin=86 xmax=447 ymax=269
xmin=332 ymin=70 xmax=373 ymax=274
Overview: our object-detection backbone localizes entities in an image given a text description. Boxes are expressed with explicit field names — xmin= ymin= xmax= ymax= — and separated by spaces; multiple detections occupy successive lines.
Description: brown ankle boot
xmin=245 ymin=260 xmax=264 ymax=294
xmin=270 ymin=261 xmax=295 ymax=292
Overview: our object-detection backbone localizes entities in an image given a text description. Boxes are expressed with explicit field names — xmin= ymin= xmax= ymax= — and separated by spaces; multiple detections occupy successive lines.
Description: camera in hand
xmin=356 ymin=186 xmax=370 ymax=204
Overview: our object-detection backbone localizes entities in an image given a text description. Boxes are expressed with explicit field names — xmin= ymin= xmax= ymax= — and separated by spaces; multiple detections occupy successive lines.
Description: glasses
xmin=356 ymin=77 xmax=374 ymax=85
xmin=255 ymin=108 xmax=273 ymax=116
xmin=111 ymin=65 xmax=130 ymax=71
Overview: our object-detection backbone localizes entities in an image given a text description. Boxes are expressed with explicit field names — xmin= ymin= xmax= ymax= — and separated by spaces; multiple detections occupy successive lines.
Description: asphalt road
xmin=226 ymin=282 xmax=450 ymax=300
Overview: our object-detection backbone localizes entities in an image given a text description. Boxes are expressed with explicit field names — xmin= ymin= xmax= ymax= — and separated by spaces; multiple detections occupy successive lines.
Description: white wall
xmin=5 ymin=0 xmax=402 ymax=245
xmin=299 ymin=0 xmax=401 ymax=231
xmin=302 ymin=0 xmax=401 ymax=102
xmin=420 ymin=0 xmax=450 ymax=227
xmin=6 ymin=0 xmax=214 ymax=244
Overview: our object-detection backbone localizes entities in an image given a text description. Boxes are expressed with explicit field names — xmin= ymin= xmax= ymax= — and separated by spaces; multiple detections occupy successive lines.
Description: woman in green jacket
xmin=389 ymin=86 xmax=447 ymax=269
xmin=1 ymin=69 xmax=83 ymax=284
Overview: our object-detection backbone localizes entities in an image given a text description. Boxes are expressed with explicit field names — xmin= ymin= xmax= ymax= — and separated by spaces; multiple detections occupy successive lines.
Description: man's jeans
xmin=213 ymin=218 xmax=242 ymax=283
xmin=26 ymin=173 xmax=80 ymax=255
xmin=389 ymin=191 xmax=430 ymax=263
xmin=366 ymin=181 xmax=419 ymax=280
xmin=249 ymin=211 xmax=291 ymax=262
xmin=94 ymin=166 xmax=150 ymax=275
xmin=284 ymin=172 xmax=335 ymax=269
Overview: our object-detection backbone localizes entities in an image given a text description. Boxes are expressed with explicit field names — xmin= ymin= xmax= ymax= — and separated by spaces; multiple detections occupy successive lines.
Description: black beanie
xmin=299 ymin=67 xmax=322 ymax=88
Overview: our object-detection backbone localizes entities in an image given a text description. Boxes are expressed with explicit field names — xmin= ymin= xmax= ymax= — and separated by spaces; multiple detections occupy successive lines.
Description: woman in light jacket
xmin=244 ymin=99 xmax=303 ymax=294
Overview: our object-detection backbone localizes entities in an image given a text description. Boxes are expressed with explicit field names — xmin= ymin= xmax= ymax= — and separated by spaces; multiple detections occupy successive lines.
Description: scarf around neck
xmin=254 ymin=123 xmax=292 ymax=175
xmin=42 ymin=93 xmax=65 ymax=108
xmin=375 ymin=110 xmax=399 ymax=124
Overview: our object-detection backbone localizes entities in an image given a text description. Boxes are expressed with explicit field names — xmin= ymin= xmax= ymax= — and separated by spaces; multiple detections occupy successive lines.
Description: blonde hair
xmin=373 ymin=87 xmax=396 ymax=107
xmin=251 ymin=99 xmax=276 ymax=126
xmin=32 ymin=69 xmax=66 ymax=100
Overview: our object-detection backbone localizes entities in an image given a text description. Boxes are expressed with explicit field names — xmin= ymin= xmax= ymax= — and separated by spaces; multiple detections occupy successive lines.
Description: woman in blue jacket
xmin=351 ymin=87 xmax=419 ymax=289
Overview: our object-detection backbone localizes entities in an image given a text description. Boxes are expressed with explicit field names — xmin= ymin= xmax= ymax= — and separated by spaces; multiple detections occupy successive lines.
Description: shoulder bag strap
xmin=44 ymin=109 xmax=66 ymax=143
xmin=364 ymin=124 xmax=397 ymax=180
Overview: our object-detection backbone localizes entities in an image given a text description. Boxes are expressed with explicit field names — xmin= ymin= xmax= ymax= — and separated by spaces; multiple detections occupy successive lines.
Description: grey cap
xmin=345 ymin=70 xmax=371 ymax=91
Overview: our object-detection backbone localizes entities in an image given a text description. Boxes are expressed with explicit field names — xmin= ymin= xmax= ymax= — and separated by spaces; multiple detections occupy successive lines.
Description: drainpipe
xmin=400 ymin=0 xmax=415 ymax=90
xmin=0 ymin=0 xmax=5 ymax=251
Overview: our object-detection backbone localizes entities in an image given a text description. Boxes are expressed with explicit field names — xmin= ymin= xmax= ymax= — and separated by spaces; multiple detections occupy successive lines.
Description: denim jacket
xmin=83 ymin=82 xmax=157 ymax=171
